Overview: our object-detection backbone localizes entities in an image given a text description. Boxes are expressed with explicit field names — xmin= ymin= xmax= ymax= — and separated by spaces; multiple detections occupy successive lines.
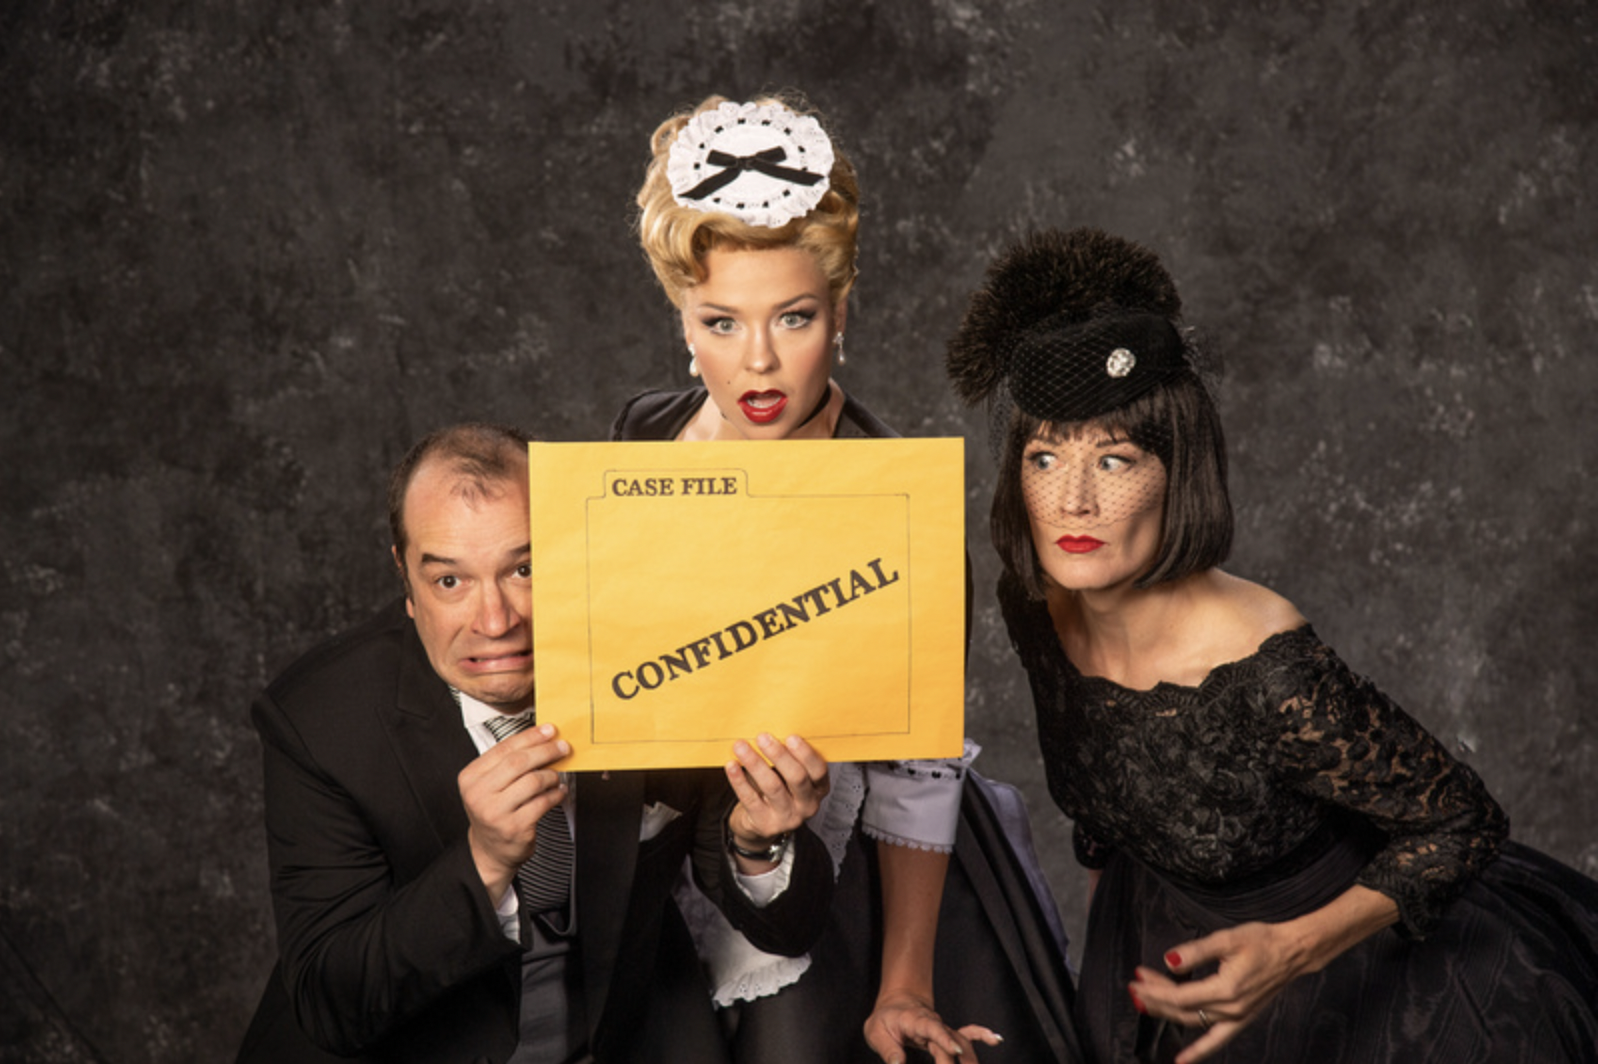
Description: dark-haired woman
xmin=947 ymin=227 xmax=1598 ymax=1063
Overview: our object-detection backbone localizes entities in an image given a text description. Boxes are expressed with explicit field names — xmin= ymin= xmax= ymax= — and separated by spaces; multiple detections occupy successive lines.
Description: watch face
xmin=729 ymin=831 xmax=789 ymax=862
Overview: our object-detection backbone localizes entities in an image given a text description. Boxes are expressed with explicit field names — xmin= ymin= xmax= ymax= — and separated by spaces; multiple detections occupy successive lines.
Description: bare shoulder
xmin=1189 ymin=571 xmax=1308 ymax=660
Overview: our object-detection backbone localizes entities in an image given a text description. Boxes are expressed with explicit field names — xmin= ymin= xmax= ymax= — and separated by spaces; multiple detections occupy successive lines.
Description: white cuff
xmin=493 ymin=882 xmax=521 ymax=944
xmin=859 ymin=739 xmax=980 ymax=853
xmin=731 ymin=836 xmax=796 ymax=907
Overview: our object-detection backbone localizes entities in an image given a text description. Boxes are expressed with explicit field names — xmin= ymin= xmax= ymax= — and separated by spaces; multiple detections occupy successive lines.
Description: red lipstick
xmin=1055 ymin=535 xmax=1105 ymax=554
xmin=738 ymin=390 xmax=788 ymax=424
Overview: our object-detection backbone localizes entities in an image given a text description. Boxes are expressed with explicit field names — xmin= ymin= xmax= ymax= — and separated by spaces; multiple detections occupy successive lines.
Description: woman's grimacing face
xmin=1021 ymin=422 xmax=1168 ymax=593
xmin=680 ymin=246 xmax=844 ymax=441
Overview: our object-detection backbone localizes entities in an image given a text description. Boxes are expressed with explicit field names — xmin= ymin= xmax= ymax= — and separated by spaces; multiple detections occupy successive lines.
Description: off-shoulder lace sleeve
xmin=1265 ymin=639 xmax=1508 ymax=938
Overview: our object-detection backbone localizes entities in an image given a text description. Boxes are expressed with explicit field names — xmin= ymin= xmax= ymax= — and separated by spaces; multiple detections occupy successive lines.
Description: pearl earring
xmin=688 ymin=344 xmax=700 ymax=378
xmin=834 ymin=333 xmax=846 ymax=367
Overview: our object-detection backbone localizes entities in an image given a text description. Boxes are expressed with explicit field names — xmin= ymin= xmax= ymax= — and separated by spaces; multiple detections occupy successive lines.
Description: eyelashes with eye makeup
xmin=697 ymin=310 xmax=818 ymax=334
xmin=1023 ymin=452 xmax=1142 ymax=474
xmin=1023 ymin=451 xmax=1056 ymax=470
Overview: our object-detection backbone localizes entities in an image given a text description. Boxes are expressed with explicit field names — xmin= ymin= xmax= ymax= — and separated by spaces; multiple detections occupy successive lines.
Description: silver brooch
xmin=1105 ymin=348 xmax=1136 ymax=378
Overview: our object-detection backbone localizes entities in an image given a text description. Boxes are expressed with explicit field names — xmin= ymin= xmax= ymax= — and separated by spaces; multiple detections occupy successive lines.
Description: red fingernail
xmin=1165 ymin=950 xmax=1182 ymax=968
xmin=1129 ymin=988 xmax=1146 ymax=1014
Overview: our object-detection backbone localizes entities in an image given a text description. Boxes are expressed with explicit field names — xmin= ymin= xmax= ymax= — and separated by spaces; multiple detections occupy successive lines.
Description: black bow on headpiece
xmin=679 ymin=147 xmax=824 ymax=201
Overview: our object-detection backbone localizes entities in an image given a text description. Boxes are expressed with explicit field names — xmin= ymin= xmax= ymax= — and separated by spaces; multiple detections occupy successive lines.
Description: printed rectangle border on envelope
xmin=585 ymin=467 xmax=914 ymax=745
xmin=529 ymin=438 xmax=965 ymax=771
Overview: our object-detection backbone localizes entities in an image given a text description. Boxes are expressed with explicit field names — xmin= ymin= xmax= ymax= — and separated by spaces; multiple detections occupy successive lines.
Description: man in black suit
xmin=237 ymin=423 xmax=833 ymax=1064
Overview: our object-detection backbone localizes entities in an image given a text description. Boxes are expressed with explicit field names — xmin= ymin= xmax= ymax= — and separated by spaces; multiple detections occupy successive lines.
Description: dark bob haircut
xmin=991 ymin=371 xmax=1233 ymax=599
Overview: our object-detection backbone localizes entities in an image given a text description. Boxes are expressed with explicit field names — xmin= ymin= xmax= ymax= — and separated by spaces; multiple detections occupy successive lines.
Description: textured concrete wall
xmin=2 ymin=1 xmax=1593 ymax=1059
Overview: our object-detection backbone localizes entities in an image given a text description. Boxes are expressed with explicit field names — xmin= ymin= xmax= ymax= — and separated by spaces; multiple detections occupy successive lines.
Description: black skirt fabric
xmin=1077 ymin=832 xmax=1598 ymax=1064
xmin=721 ymin=773 xmax=1085 ymax=1064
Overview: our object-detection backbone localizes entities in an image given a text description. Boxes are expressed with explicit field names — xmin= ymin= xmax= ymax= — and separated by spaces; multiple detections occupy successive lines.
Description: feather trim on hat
xmin=945 ymin=227 xmax=1182 ymax=405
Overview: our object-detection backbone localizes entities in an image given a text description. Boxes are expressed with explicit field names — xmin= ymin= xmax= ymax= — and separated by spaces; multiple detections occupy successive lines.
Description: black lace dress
xmin=999 ymin=572 xmax=1598 ymax=1064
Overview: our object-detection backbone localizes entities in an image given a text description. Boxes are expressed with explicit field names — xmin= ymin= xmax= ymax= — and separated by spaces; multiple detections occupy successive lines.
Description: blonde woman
xmin=613 ymin=95 xmax=1079 ymax=1064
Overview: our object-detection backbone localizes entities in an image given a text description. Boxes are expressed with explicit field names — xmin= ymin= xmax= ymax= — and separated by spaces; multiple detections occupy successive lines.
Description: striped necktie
xmin=482 ymin=712 xmax=574 ymax=930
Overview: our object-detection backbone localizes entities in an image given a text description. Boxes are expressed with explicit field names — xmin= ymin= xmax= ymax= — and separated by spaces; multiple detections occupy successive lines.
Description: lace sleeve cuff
xmin=1269 ymin=637 xmax=1509 ymax=939
xmin=1357 ymin=870 xmax=1435 ymax=939
xmin=859 ymin=740 xmax=979 ymax=853
xmin=1356 ymin=817 xmax=1505 ymax=940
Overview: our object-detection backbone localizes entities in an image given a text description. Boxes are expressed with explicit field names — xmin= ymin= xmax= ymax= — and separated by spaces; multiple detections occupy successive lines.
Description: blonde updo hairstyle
xmin=635 ymin=93 xmax=861 ymax=310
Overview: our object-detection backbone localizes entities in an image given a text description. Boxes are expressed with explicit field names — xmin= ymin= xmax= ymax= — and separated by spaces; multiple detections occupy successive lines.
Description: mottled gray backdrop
xmin=3 ymin=1 xmax=1594 ymax=1060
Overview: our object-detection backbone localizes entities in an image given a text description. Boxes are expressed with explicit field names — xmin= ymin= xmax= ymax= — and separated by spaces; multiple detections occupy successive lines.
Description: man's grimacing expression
xmin=398 ymin=460 xmax=536 ymax=712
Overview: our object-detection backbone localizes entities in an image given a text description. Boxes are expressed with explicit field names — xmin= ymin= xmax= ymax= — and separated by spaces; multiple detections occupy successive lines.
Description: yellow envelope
xmin=529 ymin=438 xmax=965 ymax=770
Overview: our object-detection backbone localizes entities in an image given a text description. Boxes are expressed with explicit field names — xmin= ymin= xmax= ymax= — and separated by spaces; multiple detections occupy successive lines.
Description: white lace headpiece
xmin=667 ymin=100 xmax=835 ymax=228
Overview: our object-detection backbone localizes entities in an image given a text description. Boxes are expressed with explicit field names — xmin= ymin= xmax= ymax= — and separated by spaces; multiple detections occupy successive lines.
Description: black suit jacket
xmin=237 ymin=600 xmax=832 ymax=1064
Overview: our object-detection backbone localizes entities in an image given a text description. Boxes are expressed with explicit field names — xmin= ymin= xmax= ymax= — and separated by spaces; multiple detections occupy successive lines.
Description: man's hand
xmin=458 ymin=722 xmax=569 ymax=901
xmin=725 ymin=733 xmax=829 ymax=869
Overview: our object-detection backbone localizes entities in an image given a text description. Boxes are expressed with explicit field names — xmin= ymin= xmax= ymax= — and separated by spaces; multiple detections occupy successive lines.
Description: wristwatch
xmin=726 ymin=826 xmax=791 ymax=864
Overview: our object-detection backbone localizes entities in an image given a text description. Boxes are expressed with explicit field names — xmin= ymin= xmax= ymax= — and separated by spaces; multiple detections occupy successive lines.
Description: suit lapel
xmin=382 ymin=619 xmax=478 ymax=849
xmin=575 ymin=770 xmax=644 ymax=1041
xmin=373 ymin=611 xmax=651 ymax=1039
